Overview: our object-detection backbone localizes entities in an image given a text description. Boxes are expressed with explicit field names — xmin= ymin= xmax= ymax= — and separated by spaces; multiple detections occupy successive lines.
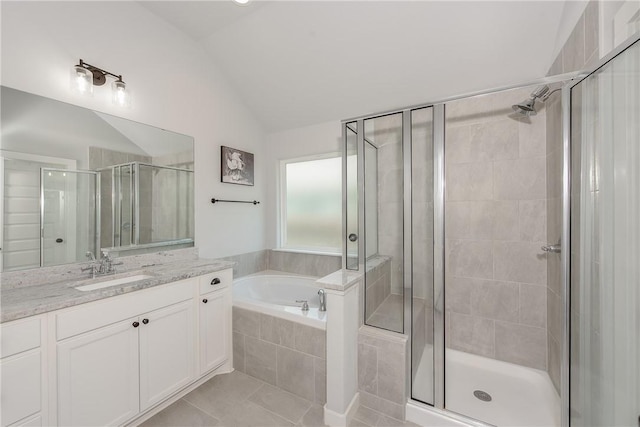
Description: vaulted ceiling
xmin=140 ymin=1 xmax=579 ymax=131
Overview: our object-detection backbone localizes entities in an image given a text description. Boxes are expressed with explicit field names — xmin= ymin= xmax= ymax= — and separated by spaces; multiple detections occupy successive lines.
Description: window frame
xmin=278 ymin=152 xmax=342 ymax=255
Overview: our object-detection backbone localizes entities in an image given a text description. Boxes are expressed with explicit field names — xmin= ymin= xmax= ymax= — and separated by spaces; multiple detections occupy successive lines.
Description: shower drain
xmin=473 ymin=390 xmax=492 ymax=402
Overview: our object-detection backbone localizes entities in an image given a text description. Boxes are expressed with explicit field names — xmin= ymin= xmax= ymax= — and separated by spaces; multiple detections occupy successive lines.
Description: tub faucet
xmin=318 ymin=289 xmax=326 ymax=312
xmin=296 ymin=300 xmax=309 ymax=311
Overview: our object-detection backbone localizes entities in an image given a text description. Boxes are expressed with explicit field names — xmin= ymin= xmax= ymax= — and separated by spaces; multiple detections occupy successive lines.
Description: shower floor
xmin=412 ymin=347 xmax=560 ymax=427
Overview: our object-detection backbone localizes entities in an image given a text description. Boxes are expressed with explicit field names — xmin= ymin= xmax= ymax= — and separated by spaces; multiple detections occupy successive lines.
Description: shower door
xmin=569 ymin=37 xmax=640 ymax=427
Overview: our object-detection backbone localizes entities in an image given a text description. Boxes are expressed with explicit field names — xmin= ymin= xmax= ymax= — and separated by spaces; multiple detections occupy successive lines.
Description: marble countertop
xmin=316 ymin=269 xmax=363 ymax=292
xmin=1 ymin=258 xmax=234 ymax=323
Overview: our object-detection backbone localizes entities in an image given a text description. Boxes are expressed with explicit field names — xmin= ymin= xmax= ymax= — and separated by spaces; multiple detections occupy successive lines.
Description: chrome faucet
xmin=99 ymin=251 xmax=123 ymax=275
xmin=318 ymin=289 xmax=326 ymax=312
xmin=81 ymin=251 xmax=99 ymax=278
xmin=296 ymin=300 xmax=310 ymax=311
xmin=80 ymin=251 xmax=122 ymax=278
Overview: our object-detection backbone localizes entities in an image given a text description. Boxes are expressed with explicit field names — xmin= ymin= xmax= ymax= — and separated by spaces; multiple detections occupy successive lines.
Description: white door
xmin=139 ymin=300 xmax=196 ymax=411
xmin=199 ymin=289 xmax=229 ymax=375
xmin=1 ymin=151 xmax=75 ymax=271
xmin=57 ymin=318 xmax=139 ymax=426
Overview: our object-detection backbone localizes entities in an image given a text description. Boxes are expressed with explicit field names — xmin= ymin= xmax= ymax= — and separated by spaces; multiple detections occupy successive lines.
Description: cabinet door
xmin=0 ymin=350 xmax=41 ymax=427
xmin=57 ymin=318 xmax=139 ymax=426
xmin=139 ymin=300 xmax=196 ymax=411
xmin=199 ymin=289 xmax=229 ymax=375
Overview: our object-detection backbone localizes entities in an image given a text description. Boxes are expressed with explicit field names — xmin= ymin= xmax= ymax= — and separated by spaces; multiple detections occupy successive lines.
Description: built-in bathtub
xmin=231 ymin=271 xmax=328 ymax=404
xmin=233 ymin=272 xmax=326 ymax=329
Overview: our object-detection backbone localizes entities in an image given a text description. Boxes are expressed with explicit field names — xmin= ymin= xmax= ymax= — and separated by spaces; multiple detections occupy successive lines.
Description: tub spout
xmin=318 ymin=289 xmax=326 ymax=312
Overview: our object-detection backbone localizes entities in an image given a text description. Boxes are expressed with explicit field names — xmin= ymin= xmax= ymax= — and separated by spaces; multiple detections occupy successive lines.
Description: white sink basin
xmin=75 ymin=274 xmax=155 ymax=292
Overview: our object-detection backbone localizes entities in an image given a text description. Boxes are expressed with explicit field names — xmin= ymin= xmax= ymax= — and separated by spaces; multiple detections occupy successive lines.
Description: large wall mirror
xmin=1 ymin=86 xmax=194 ymax=272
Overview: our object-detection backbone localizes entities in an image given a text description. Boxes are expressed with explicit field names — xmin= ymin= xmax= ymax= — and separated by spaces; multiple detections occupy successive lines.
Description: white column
xmin=318 ymin=270 xmax=362 ymax=427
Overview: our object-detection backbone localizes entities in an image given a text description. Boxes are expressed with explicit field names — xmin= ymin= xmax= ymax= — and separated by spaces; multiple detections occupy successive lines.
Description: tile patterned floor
xmin=140 ymin=371 xmax=419 ymax=427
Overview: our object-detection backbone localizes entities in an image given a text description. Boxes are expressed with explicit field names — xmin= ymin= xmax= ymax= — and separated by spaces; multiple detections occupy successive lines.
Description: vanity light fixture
xmin=71 ymin=59 xmax=130 ymax=107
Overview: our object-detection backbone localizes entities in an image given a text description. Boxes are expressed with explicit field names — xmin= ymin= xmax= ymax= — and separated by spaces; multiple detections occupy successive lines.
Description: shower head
xmin=511 ymin=85 xmax=552 ymax=116
xmin=512 ymin=98 xmax=537 ymax=115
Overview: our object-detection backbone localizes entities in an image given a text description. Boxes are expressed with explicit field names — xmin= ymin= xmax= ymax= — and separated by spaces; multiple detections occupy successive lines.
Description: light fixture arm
xmin=77 ymin=59 xmax=125 ymax=86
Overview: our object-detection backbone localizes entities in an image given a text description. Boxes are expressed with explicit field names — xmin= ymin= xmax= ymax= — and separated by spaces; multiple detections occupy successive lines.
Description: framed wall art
xmin=221 ymin=146 xmax=254 ymax=186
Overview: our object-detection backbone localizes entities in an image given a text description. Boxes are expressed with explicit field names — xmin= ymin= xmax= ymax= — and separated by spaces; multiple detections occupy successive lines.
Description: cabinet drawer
xmin=57 ymin=278 xmax=195 ymax=341
xmin=0 ymin=350 xmax=41 ymax=427
xmin=198 ymin=269 xmax=232 ymax=295
xmin=1 ymin=317 xmax=41 ymax=359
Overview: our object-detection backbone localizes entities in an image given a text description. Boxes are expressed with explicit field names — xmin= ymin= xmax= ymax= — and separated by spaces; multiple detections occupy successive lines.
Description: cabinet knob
xmin=211 ymin=277 xmax=221 ymax=285
xmin=202 ymin=298 xmax=208 ymax=304
xmin=142 ymin=318 xmax=149 ymax=324
xmin=132 ymin=321 xmax=139 ymax=328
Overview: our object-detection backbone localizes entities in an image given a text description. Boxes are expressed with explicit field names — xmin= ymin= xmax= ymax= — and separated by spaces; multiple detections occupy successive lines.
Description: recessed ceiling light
xmin=233 ymin=0 xmax=250 ymax=5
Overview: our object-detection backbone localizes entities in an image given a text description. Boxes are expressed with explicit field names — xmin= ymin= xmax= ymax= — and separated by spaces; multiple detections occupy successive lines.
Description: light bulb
xmin=71 ymin=65 xmax=93 ymax=95
xmin=111 ymin=80 xmax=130 ymax=108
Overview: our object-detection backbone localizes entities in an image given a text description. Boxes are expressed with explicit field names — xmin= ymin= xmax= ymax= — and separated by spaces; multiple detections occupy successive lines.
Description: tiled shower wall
xmin=545 ymin=0 xmax=599 ymax=394
xmin=358 ymin=326 xmax=408 ymax=420
xmin=365 ymin=256 xmax=392 ymax=320
xmin=444 ymin=88 xmax=549 ymax=370
xmin=370 ymin=115 xmax=404 ymax=296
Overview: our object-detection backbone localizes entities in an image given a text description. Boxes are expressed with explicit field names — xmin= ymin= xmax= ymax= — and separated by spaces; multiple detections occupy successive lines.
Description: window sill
xmin=273 ymin=248 xmax=341 ymax=257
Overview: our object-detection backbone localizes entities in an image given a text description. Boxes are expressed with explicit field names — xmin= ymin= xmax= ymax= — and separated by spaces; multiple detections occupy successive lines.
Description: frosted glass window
xmin=282 ymin=156 xmax=342 ymax=252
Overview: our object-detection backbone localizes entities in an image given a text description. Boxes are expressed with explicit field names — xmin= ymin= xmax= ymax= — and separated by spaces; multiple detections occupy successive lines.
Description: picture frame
xmin=221 ymin=146 xmax=254 ymax=186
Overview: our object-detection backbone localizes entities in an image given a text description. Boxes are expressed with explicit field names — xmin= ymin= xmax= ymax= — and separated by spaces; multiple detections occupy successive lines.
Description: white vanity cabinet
xmin=1 ymin=267 xmax=233 ymax=427
xmin=55 ymin=278 xmax=198 ymax=426
xmin=0 ymin=316 xmax=47 ymax=427
xmin=198 ymin=270 xmax=232 ymax=375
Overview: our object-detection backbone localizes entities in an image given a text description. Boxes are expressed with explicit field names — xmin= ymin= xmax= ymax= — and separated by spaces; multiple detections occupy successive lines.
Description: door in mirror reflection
xmin=41 ymin=169 xmax=98 ymax=267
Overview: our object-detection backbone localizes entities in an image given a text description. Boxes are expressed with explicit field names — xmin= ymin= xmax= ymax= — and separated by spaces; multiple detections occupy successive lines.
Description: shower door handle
xmin=348 ymin=233 xmax=358 ymax=242
xmin=541 ymin=244 xmax=561 ymax=253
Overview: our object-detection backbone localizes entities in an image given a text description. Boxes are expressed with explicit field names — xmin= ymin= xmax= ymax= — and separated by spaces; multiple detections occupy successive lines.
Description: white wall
xmin=264 ymin=120 xmax=342 ymax=249
xmin=1 ymin=1 xmax=266 ymax=258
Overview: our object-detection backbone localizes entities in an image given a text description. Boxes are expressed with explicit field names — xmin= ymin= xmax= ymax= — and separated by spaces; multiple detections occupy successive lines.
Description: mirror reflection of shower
xmin=98 ymin=161 xmax=194 ymax=250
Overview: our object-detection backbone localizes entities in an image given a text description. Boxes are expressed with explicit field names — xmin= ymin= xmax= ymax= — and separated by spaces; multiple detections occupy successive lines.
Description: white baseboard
xmin=324 ymin=393 xmax=360 ymax=427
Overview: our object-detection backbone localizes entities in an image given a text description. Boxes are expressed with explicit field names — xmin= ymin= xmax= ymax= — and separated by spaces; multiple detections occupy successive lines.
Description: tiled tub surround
xmin=232 ymin=307 xmax=327 ymax=405
xmin=0 ymin=248 xmax=233 ymax=322
xmin=220 ymin=249 xmax=340 ymax=279
xmin=444 ymin=88 xmax=550 ymax=370
xmin=358 ymin=326 xmax=408 ymax=421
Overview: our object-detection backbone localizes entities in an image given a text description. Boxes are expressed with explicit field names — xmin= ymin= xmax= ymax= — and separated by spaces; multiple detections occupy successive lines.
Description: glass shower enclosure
xmin=342 ymin=35 xmax=639 ymax=427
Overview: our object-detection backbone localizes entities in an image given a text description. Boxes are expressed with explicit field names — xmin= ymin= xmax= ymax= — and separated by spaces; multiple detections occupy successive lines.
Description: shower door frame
xmin=563 ymin=32 xmax=640 ymax=427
